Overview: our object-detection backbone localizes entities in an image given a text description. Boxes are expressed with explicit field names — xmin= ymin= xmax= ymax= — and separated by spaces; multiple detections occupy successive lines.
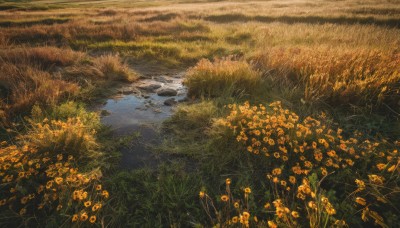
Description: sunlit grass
xmin=0 ymin=0 xmax=399 ymax=226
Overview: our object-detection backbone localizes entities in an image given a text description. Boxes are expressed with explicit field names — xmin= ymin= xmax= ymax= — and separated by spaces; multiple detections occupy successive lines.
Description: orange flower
xmin=355 ymin=197 xmax=367 ymax=206
xmin=84 ymin=201 xmax=92 ymax=207
xmin=89 ymin=215 xmax=96 ymax=223
xmin=220 ymin=195 xmax=229 ymax=202
xmin=72 ymin=214 xmax=78 ymax=222
xmin=80 ymin=212 xmax=88 ymax=221
xmin=199 ymin=191 xmax=205 ymax=198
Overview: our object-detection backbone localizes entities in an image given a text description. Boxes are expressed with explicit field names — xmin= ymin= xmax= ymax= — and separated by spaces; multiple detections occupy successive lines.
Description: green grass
xmin=1 ymin=0 xmax=400 ymax=226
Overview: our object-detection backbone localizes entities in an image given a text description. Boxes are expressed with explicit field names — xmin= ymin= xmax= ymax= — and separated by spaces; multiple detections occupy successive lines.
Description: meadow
xmin=0 ymin=0 xmax=399 ymax=227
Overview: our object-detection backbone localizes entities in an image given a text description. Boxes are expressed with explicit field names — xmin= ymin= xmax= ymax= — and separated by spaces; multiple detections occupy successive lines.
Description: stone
xmin=137 ymin=83 xmax=161 ymax=92
xmin=100 ymin=110 xmax=111 ymax=116
xmin=157 ymin=77 xmax=173 ymax=83
xmin=164 ymin=98 xmax=177 ymax=106
xmin=121 ymin=88 xmax=135 ymax=95
xmin=157 ymin=88 xmax=178 ymax=96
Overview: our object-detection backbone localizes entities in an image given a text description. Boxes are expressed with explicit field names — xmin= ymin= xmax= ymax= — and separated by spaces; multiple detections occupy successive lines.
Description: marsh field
xmin=0 ymin=0 xmax=400 ymax=227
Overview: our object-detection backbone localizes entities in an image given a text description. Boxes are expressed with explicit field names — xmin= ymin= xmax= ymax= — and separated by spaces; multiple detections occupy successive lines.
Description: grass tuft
xmin=185 ymin=58 xmax=261 ymax=98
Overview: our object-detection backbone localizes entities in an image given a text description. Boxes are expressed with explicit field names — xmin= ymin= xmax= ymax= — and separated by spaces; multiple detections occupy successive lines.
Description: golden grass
xmin=185 ymin=58 xmax=261 ymax=98
xmin=0 ymin=46 xmax=84 ymax=69
xmin=0 ymin=0 xmax=399 ymax=226
xmin=0 ymin=62 xmax=79 ymax=119
xmin=253 ymin=47 xmax=400 ymax=110
xmin=93 ymin=54 xmax=138 ymax=82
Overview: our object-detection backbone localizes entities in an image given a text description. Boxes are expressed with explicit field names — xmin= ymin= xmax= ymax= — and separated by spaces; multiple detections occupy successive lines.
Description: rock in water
xmin=164 ymin=98 xmax=177 ymax=106
xmin=157 ymin=88 xmax=178 ymax=96
xmin=137 ymin=83 xmax=162 ymax=92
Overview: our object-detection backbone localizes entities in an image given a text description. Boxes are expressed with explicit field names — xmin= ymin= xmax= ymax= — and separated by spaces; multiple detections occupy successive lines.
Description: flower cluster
xmin=0 ymin=117 xmax=108 ymax=225
xmin=220 ymin=101 xmax=362 ymax=184
xmin=18 ymin=117 xmax=99 ymax=159
xmin=199 ymin=179 xmax=255 ymax=227
xmin=204 ymin=101 xmax=399 ymax=227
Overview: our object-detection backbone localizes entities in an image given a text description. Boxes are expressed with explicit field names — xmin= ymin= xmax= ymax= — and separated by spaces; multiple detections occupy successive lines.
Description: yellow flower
xmin=199 ymin=191 xmax=205 ymax=198
xmin=46 ymin=180 xmax=53 ymax=189
xmin=92 ymin=203 xmax=102 ymax=211
xmin=21 ymin=196 xmax=29 ymax=204
xmin=102 ymin=190 xmax=109 ymax=199
xmin=387 ymin=165 xmax=396 ymax=172
xmin=80 ymin=191 xmax=88 ymax=200
xmin=326 ymin=206 xmax=336 ymax=215
xmin=272 ymin=168 xmax=281 ymax=176
xmin=355 ymin=179 xmax=365 ymax=190
xmin=268 ymin=220 xmax=277 ymax=228
xmin=72 ymin=214 xmax=78 ymax=222
xmin=291 ymin=211 xmax=300 ymax=218
xmin=89 ymin=215 xmax=96 ymax=224
xmin=244 ymin=187 xmax=251 ymax=194
xmin=232 ymin=216 xmax=238 ymax=223
xmin=234 ymin=202 xmax=239 ymax=208
xmin=289 ymin=176 xmax=296 ymax=184
xmin=268 ymin=138 xmax=275 ymax=146
xmin=273 ymin=152 xmax=280 ymax=158
xmin=355 ymin=197 xmax=367 ymax=206
xmin=80 ymin=212 xmax=88 ymax=221
xmin=376 ymin=163 xmax=386 ymax=170
xmin=264 ymin=203 xmax=270 ymax=209
xmin=220 ymin=195 xmax=229 ymax=202
xmin=312 ymin=141 xmax=317 ymax=149
xmin=225 ymin=178 xmax=231 ymax=185
xmin=368 ymin=174 xmax=384 ymax=185
xmin=308 ymin=201 xmax=317 ymax=209
xmin=96 ymin=184 xmax=102 ymax=191
xmin=84 ymin=201 xmax=92 ymax=207
xmin=19 ymin=208 xmax=26 ymax=216
xmin=55 ymin=177 xmax=63 ymax=185
xmin=321 ymin=167 xmax=328 ymax=176
xmin=242 ymin=211 xmax=250 ymax=220
xmin=18 ymin=172 xmax=25 ymax=178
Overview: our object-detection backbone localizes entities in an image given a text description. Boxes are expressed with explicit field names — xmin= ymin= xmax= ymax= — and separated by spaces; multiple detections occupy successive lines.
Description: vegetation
xmin=0 ymin=0 xmax=399 ymax=227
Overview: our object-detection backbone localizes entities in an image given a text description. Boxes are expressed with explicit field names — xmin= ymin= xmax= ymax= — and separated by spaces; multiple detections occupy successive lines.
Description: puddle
xmin=99 ymin=73 xmax=187 ymax=169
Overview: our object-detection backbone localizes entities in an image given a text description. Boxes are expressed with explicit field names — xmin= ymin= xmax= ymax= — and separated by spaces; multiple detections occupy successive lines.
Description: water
xmin=99 ymin=74 xmax=187 ymax=169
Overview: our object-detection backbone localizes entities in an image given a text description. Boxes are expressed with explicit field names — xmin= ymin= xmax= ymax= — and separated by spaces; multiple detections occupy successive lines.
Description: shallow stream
xmin=99 ymin=73 xmax=187 ymax=169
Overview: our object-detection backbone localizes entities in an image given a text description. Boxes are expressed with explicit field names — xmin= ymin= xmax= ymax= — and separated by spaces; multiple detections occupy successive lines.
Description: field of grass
xmin=0 ymin=0 xmax=399 ymax=227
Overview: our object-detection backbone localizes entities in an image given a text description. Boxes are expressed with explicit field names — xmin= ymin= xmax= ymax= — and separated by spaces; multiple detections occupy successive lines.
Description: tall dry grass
xmin=0 ymin=46 xmax=84 ymax=69
xmin=253 ymin=47 xmax=400 ymax=111
xmin=185 ymin=58 xmax=261 ymax=98
xmin=93 ymin=54 xmax=138 ymax=82
xmin=0 ymin=63 xmax=79 ymax=119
